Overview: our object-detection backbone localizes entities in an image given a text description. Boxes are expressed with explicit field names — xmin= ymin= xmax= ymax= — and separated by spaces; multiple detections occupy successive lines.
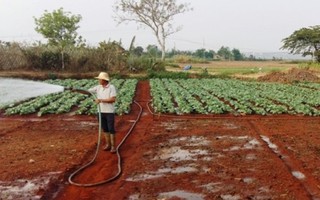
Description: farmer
xmin=73 ymin=72 xmax=117 ymax=153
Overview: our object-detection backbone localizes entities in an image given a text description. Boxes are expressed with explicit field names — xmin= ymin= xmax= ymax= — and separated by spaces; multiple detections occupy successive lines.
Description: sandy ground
xmin=1 ymin=81 xmax=320 ymax=200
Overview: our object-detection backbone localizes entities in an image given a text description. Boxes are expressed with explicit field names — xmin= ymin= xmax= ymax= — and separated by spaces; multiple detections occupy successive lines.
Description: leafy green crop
xmin=149 ymin=78 xmax=320 ymax=116
xmin=5 ymin=78 xmax=320 ymax=116
xmin=5 ymin=79 xmax=137 ymax=116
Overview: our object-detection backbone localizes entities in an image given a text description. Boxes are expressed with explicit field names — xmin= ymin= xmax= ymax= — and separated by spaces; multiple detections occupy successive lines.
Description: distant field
xmin=167 ymin=61 xmax=302 ymax=76
xmin=189 ymin=61 xmax=299 ymax=68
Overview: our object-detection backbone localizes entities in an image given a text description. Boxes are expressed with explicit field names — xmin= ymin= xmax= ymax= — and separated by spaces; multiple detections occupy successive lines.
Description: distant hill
xmin=244 ymin=52 xmax=312 ymax=61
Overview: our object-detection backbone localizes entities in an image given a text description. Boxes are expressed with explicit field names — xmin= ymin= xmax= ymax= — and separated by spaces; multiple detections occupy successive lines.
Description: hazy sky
xmin=0 ymin=0 xmax=319 ymax=53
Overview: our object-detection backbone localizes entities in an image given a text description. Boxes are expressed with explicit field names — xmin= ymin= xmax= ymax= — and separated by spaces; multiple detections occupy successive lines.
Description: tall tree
xmin=232 ymin=48 xmax=244 ymax=61
xmin=194 ymin=48 xmax=206 ymax=59
xmin=133 ymin=46 xmax=144 ymax=56
xmin=34 ymin=8 xmax=84 ymax=69
xmin=281 ymin=25 xmax=320 ymax=62
xmin=114 ymin=0 xmax=192 ymax=61
xmin=193 ymin=48 xmax=215 ymax=60
xmin=217 ymin=46 xmax=233 ymax=60
xmin=206 ymin=50 xmax=216 ymax=60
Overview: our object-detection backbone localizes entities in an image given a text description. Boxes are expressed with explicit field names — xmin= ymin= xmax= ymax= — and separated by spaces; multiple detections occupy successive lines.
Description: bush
xmin=40 ymin=51 xmax=69 ymax=70
xmin=170 ymin=55 xmax=209 ymax=64
xmin=0 ymin=42 xmax=28 ymax=70
xmin=127 ymin=56 xmax=155 ymax=72
xmin=199 ymin=67 xmax=211 ymax=78
xmin=147 ymin=70 xmax=189 ymax=79
xmin=149 ymin=61 xmax=166 ymax=72
xmin=165 ymin=63 xmax=180 ymax=68
xmin=296 ymin=62 xmax=320 ymax=71
xmin=22 ymin=47 xmax=42 ymax=69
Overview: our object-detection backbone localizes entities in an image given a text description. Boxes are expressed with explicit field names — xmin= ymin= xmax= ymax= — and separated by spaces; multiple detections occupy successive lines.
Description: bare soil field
xmin=1 ymin=81 xmax=320 ymax=200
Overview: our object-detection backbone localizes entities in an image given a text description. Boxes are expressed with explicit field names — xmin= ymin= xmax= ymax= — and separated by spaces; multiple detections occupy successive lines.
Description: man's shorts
xmin=98 ymin=113 xmax=115 ymax=134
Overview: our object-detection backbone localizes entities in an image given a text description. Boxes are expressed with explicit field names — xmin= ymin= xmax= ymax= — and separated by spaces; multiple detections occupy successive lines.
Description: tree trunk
xmin=155 ymin=28 xmax=166 ymax=61
xmin=160 ymin=35 xmax=166 ymax=61
xmin=61 ymin=51 xmax=65 ymax=70
xmin=161 ymin=46 xmax=165 ymax=61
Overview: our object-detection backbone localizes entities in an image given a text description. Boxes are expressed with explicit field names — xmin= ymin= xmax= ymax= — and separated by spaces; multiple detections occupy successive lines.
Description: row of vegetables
xmin=150 ymin=78 xmax=320 ymax=116
xmin=3 ymin=78 xmax=320 ymax=116
xmin=4 ymin=79 xmax=137 ymax=116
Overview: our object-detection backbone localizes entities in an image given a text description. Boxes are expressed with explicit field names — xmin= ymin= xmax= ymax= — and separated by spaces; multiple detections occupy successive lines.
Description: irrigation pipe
xmin=68 ymin=89 xmax=142 ymax=187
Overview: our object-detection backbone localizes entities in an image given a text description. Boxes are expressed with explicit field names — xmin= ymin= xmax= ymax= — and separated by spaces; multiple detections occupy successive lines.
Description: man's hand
xmin=64 ymin=87 xmax=73 ymax=91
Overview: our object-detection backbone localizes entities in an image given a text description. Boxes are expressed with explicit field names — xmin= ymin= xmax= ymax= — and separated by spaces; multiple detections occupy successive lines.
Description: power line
xmin=168 ymin=37 xmax=203 ymax=45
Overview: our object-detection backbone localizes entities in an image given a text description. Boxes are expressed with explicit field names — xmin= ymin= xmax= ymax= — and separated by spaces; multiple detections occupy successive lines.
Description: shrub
xmin=147 ymin=70 xmax=189 ymax=79
xmin=170 ymin=55 xmax=209 ymax=64
xmin=0 ymin=42 xmax=28 ymax=69
xmin=22 ymin=47 xmax=42 ymax=69
xmin=40 ymin=51 xmax=68 ymax=70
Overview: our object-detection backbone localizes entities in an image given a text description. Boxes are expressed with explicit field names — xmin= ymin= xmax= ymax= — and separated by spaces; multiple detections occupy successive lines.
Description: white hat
xmin=95 ymin=72 xmax=110 ymax=81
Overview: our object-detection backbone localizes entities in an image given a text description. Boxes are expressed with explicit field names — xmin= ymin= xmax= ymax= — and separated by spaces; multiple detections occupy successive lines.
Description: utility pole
xmin=313 ymin=50 xmax=315 ymax=63
xmin=202 ymin=37 xmax=205 ymax=59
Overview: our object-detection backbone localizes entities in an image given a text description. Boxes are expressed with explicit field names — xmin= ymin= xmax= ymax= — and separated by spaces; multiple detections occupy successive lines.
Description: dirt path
xmin=55 ymin=81 xmax=320 ymax=200
xmin=1 ymin=81 xmax=320 ymax=200
xmin=54 ymin=80 xmax=155 ymax=199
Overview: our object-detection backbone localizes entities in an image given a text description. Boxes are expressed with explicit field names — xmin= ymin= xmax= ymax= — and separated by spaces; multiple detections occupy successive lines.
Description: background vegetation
xmin=1 ymin=40 xmax=305 ymax=73
xmin=1 ymin=5 xmax=318 ymax=79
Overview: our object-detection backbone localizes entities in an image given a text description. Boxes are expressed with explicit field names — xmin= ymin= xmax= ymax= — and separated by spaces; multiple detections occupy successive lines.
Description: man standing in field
xmin=90 ymin=72 xmax=117 ymax=153
xmin=74 ymin=72 xmax=117 ymax=153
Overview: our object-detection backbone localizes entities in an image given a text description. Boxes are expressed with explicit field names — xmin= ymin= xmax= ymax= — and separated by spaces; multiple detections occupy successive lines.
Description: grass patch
xmin=298 ymin=62 xmax=320 ymax=71
xmin=213 ymin=67 xmax=283 ymax=75
xmin=147 ymin=70 xmax=190 ymax=79
xmin=165 ymin=61 xmax=298 ymax=77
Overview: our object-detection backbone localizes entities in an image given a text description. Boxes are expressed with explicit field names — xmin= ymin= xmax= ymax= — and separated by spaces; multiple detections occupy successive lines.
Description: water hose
xmin=67 ymin=88 xmax=143 ymax=187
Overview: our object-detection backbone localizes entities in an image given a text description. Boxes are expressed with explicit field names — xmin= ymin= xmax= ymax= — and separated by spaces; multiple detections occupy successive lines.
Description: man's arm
xmin=71 ymin=88 xmax=91 ymax=95
xmin=97 ymin=96 xmax=116 ymax=104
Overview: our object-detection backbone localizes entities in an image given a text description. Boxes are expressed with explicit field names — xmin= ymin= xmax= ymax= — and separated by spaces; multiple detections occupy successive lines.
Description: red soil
xmin=1 ymin=81 xmax=320 ymax=200
xmin=258 ymin=68 xmax=320 ymax=83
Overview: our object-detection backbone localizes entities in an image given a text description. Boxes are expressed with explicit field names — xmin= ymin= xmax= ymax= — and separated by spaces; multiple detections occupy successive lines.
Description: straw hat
xmin=95 ymin=72 xmax=110 ymax=81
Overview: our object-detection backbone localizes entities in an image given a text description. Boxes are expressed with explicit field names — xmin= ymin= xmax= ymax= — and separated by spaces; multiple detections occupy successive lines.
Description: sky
xmin=0 ymin=0 xmax=319 ymax=53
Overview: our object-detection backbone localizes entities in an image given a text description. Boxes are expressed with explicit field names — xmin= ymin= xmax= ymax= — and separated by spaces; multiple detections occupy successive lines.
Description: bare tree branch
xmin=114 ymin=0 xmax=192 ymax=60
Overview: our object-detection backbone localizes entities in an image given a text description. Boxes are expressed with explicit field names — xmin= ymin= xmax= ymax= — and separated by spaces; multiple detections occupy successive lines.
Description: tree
xmin=146 ymin=44 xmax=161 ymax=57
xmin=232 ymin=48 xmax=244 ymax=61
xmin=133 ymin=46 xmax=144 ymax=56
xmin=281 ymin=25 xmax=320 ymax=62
xmin=193 ymin=48 xmax=215 ymax=60
xmin=194 ymin=48 xmax=206 ymax=59
xmin=114 ymin=0 xmax=192 ymax=61
xmin=34 ymin=8 xmax=84 ymax=69
xmin=97 ymin=40 xmax=126 ymax=70
xmin=206 ymin=50 xmax=216 ymax=60
xmin=217 ymin=46 xmax=233 ymax=60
